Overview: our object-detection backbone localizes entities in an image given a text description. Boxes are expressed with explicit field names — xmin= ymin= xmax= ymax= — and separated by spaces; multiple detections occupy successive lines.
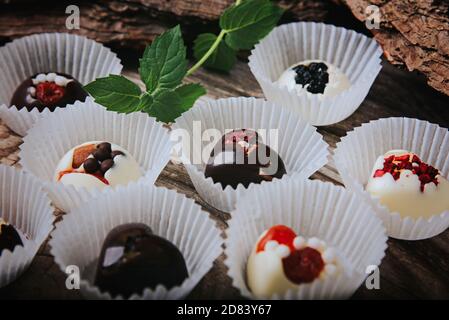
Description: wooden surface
xmin=0 ymin=55 xmax=449 ymax=299
xmin=0 ymin=0 xmax=333 ymax=50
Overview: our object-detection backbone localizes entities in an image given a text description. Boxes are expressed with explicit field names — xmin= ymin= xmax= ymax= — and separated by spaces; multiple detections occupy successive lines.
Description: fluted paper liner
xmin=50 ymin=183 xmax=222 ymax=299
xmin=334 ymin=117 xmax=449 ymax=240
xmin=225 ymin=177 xmax=387 ymax=299
xmin=0 ymin=33 xmax=123 ymax=135
xmin=0 ymin=165 xmax=55 ymax=287
xmin=19 ymin=98 xmax=173 ymax=212
xmin=173 ymin=97 xmax=329 ymax=212
xmin=249 ymin=22 xmax=382 ymax=126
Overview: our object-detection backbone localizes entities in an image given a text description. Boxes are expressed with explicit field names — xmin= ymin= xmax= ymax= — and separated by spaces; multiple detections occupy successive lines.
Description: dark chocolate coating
xmin=94 ymin=223 xmax=188 ymax=298
xmin=10 ymin=73 xmax=88 ymax=112
xmin=205 ymin=129 xmax=287 ymax=189
xmin=0 ymin=221 xmax=23 ymax=256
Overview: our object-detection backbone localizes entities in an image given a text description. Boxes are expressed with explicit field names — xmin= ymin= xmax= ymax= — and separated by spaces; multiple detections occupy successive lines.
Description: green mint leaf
xmin=220 ymin=0 xmax=284 ymax=50
xmin=193 ymin=33 xmax=237 ymax=72
xmin=139 ymin=25 xmax=188 ymax=93
xmin=174 ymin=83 xmax=206 ymax=110
xmin=84 ymin=75 xmax=143 ymax=114
xmin=142 ymin=88 xmax=184 ymax=123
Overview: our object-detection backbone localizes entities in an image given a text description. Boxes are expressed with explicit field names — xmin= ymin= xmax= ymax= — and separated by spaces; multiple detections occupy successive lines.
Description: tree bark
xmin=0 ymin=0 xmax=332 ymax=49
xmin=341 ymin=0 xmax=449 ymax=96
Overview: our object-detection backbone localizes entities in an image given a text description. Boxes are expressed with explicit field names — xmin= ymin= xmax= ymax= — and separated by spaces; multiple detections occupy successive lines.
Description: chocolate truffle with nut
xmin=54 ymin=141 xmax=141 ymax=190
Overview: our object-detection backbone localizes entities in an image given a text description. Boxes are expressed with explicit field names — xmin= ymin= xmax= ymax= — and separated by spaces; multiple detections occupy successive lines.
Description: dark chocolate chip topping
xmin=293 ymin=62 xmax=329 ymax=94
xmin=81 ymin=142 xmax=124 ymax=176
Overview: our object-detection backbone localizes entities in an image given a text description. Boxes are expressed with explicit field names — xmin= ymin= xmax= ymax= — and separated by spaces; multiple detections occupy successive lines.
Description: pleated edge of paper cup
xmin=0 ymin=165 xmax=56 ymax=287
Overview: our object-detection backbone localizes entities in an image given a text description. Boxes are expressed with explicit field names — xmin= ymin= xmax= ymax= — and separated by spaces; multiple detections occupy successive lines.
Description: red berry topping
xmin=36 ymin=82 xmax=65 ymax=105
xmin=256 ymin=225 xmax=297 ymax=253
xmin=282 ymin=247 xmax=325 ymax=284
xmin=374 ymin=153 xmax=440 ymax=192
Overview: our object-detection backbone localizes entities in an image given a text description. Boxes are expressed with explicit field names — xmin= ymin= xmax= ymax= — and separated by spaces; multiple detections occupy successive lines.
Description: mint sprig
xmin=85 ymin=0 xmax=283 ymax=123
xmin=139 ymin=26 xmax=187 ymax=92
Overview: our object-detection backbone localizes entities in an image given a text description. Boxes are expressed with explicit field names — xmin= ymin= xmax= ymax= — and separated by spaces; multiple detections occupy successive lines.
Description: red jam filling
xmin=57 ymin=170 xmax=109 ymax=185
xmin=36 ymin=82 xmax=65 ymax=104
xmin=373 ymin=153 xmax=440 ymax=192
xmin=282 ymin=247 xmax=325 ymax=284
xmin=256 ymin=225 xmax=297 ymax=253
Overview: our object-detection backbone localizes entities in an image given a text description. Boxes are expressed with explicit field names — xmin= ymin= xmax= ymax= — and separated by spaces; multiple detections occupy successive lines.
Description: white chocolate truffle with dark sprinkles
xmin=366 ymin=150 xmax=449 ymax=219
xmin=276 ymin=60 xmax=350 ymax=98
xmin=54 ymin=141 xmax=142 ymax=190
xmin=246 ymin=225 xmax=343 ymax=298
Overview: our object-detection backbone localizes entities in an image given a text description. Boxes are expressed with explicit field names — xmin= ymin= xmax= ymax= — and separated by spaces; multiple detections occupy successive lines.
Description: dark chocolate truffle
xmin=94 ymin=223 xmax=188 ymax=298
xmin=204 ymin=129 xmax=287 ymax=189
xmin=10 ymin=72 xmax=88 ymax=112
xmin=0 ymin=219 xmax=23 ymax=256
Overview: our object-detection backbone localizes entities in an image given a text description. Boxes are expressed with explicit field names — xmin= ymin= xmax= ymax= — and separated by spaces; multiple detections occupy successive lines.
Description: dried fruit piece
xmin=72 ymin=144 xmax=96 ymax=169
xmin=374 ymin=152 xmax=440 ymax=192
xmin=282 ymin=247 xmax=325 ymax=284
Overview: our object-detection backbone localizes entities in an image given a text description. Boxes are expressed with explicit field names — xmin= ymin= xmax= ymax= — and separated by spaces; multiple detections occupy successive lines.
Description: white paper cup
xmin=225 ymin=177 xmax=387 ymax=299
xmin=0 ymin=165 xmax=55 ymax=287
xmin=19 ymin=98 xmax=173 ymax=213
xmin=49 ymin=182 xmax=223 ymax=299
xmin=334 ymin=117 xmax=449 ymax=240
xmin=0 ymin=33 xmax=123 ymax=136
xmin=173 ymin=97 xmax=329 ymax=212
xmin=249 ymin=22 xmax=382 ymax=126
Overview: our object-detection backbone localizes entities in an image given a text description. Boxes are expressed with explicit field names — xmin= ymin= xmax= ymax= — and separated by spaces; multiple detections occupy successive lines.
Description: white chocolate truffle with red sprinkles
xmin=276 ymin=60 xmax=350 ymax=98
xmin=246 ymin=225 xmax=342 ymax=298
xmin=366 ymin=150 xmax=449 ymax=219
xmin=54 ymin=141 xmax=142 ymax=190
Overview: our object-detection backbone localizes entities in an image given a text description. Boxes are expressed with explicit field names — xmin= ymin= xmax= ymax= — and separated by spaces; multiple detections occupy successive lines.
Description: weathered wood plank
xmin=0 ymin=57 xmax=448 ymax=299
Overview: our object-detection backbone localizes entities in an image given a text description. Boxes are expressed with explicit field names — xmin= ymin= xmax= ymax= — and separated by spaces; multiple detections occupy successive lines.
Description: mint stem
xmin=186 ymin=0 xmax=242 ymax=76
xmin=186 ymin=30 xmax=226 ymax=76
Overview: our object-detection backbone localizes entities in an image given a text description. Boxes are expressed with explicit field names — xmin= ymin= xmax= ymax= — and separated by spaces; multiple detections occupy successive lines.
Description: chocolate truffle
xmin=10 ymin=72 xmax=88 ymax=112
xmin=204 ymin=129 xmax=286 ymax=189
xmin=54 ymin=141 xmax=142 ymax=190
xmin=366 ymin=150 xmax=449 ymax=219
xmin=0 ymin=218 xmax=23 ymax=256
xmin=276 ymin=60 xmax=350 ymax=97
xmin=94 ymin=223 xmax=188 ymax=298
xmin=247 ymin=225 xmax=341 ymax=298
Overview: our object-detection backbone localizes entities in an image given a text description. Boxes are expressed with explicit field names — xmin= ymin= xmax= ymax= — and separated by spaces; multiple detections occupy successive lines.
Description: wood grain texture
xmin=0 ymin=0 xmax=332 ymax=50
xmin=341 ymin=0 xmax=449 ymax=96
xmin=0 ymin=55 xmax=448 ymax=299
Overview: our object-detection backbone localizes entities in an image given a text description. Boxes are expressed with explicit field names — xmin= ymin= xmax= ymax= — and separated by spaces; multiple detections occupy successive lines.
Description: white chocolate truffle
xmin=276 ymin=60 xmax=350 ymax=98
xmin=366 ymin=150 xmax=449 ymax=219
xmin=54 ymin=141 xmax=142 ymax=190
xmin=246 ymin=225 xmax=341 ymax=298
